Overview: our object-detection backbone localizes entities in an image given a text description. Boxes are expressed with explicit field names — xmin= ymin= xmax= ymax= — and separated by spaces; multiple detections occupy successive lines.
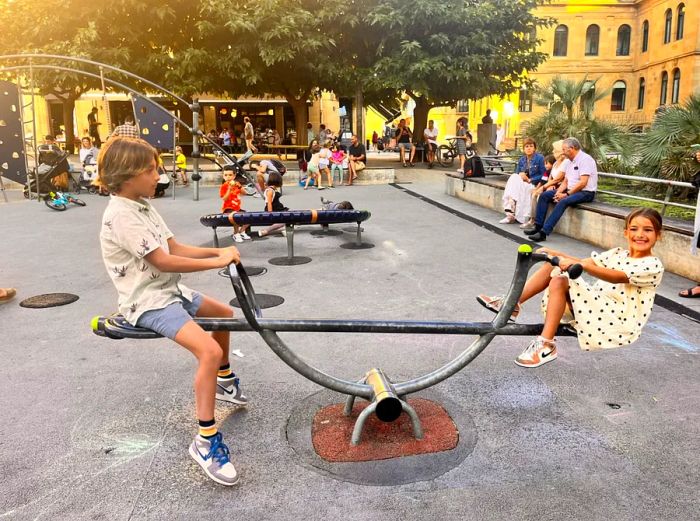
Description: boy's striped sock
xmin=198 ymin=418 xmax=217 ymax=439
xmin=218 ymin=363 xmax=233 ymax=378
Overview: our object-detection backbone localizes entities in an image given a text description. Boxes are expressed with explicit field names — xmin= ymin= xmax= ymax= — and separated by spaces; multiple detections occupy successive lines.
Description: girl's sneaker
xmin=189 ymin=432 xmax=239 ymax=486
xmin=514 ymin=337 xmax=557 ymax=368
xmin=476 ymin=294 xmax=520 ymax=321
xmin=457 ymin=168 xmax=464 ymax=174
xmin=240 ymin=232 xmax=252 ymax=241
xmin=232 ymin=233 xmax=243 ymax=243
xmin=499 ymin=213 xmax=516 ymax=224
xmin=519 ymin=219 xmax=535 ymax=229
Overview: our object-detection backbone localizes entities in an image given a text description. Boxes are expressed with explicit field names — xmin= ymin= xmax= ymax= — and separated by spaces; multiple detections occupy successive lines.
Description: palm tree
xmin=523 ymin=76 xmax=631 ymax=163
xmin=636 ymin=94 xmax=700 ymax=181
xmin=535 ymin=76 xmax=608 ymax=122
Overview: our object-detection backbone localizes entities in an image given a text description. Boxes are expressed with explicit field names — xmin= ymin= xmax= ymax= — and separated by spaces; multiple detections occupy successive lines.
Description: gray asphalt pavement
xmin=0 ymin=170 xmax=698 ymax=520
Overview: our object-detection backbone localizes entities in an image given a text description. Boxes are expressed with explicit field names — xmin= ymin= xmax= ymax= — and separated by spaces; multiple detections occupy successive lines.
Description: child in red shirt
xmin=220 ymin=169 xmax=251 ymax=243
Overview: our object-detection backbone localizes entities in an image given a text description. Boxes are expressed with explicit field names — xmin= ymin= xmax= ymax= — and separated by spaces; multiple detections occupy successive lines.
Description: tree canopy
xmin=0 ymin=0 xmax=550 ymax=144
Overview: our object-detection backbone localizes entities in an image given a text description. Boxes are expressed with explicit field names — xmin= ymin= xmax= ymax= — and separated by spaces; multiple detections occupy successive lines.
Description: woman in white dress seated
xmin=500 ymin=137 xmax=546 ymax=224
xmin=520 ymin=139 xmax=570 ymax=229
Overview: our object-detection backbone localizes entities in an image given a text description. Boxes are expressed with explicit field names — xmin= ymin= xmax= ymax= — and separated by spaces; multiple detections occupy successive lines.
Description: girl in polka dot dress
xmin=478 ymin=208 xmax=664 ymax=368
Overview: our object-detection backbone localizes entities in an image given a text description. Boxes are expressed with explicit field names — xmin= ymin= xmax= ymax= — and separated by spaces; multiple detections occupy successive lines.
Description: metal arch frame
xmin=227 ymin=245 xmax=553 ymax=399
xmin=0 ymin=54 xmax=260 ymax=199
xmin=0 ymin=54 xmax=191 ymax=107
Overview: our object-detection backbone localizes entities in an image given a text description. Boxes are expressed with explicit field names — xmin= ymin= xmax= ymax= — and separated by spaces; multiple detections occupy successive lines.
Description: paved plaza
xmin=0 ymin=165 xmax=698 ymax=520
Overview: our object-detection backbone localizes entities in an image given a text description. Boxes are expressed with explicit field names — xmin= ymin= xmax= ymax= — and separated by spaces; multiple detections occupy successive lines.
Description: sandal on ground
xmin=476 ymin=294 xmax=520 ymax=321
xmin=678 ymin=287 xmax=700 ymax=298
xmin=0 ymin=288 xmax=17 ymax=303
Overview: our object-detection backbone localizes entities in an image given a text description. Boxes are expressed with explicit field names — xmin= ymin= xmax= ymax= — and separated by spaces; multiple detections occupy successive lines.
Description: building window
xmin=642 ymin=20 xmax=649 ymax=52
xmin=664 ymin=9 xmax=672 ymax=43
xmin=671 ymin=68 xmax=681 ymax=104
xmin=616 ymin=25 xmax=631 ymax=56
xmin=611 ymin=81 xmax=626 ymax=111
xmin=553 ymin=25 xmax=568 ymax=56
xmin=676 ymin=4 xmax=685 ymax=40
xmin=637 ymin=78 xmax=645 ymax=109
xmin=660 ymin=71 xmax=668 ymax=105
xmin=456 ymin=99 xmax=469 ymax=113
xmin=585 ymin=25 xmax=600 ymax=56
xmin=518 ymin=89 xmax=533 ymax=112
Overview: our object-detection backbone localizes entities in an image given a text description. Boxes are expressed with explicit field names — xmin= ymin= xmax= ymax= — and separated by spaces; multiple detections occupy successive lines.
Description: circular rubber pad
xmin=286 ymin=389 xmax=477 ymax=485
xmin=229 ymin=294 xmax=284 ymax=309
xmin=312 ymin=398 xmax=458 ymax=462
xmin=19 ymin=293 xmax=79 ymax=308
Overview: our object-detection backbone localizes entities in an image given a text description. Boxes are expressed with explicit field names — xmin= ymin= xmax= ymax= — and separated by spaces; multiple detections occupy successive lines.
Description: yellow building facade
xmin=523 ymin=0 xmax=699 ymax=129
xmin=432 ymin=0 xmax=699 ymax=147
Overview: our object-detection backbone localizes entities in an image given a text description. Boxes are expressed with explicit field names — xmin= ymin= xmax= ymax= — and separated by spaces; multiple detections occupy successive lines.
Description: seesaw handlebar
xmin=226 ymin=262 xmax=263 ymax=330
xmin=531 ymin=253 xmax=584 ymax=279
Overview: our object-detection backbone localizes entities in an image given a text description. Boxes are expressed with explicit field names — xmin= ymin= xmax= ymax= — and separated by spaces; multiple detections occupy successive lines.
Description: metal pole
xmin=0 ymin=166 xmax=7 ymax=203
xmin=661 ymin=184 xmax=673 ymax=216
xmin=29 ymin=61 xmax=39 ymax=202
xmin=172 ymin=117 xmax=177 ymax=200
xmin=191 ymin=98 xmax=200 ymax=201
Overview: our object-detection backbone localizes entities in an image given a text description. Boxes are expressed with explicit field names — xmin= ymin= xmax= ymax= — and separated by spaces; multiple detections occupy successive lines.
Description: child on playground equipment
xmin=256 ymin=171 xmax=287 ymax=237
xmin=320 ymin=196 xmax=354 ymax=210
xmin=97 ymin=137 xmax=245 ymax=486
xmin=220 ymin=168 xmax=251 ymax=243
xmin=477 ymin=208 xmax=664 ymax=368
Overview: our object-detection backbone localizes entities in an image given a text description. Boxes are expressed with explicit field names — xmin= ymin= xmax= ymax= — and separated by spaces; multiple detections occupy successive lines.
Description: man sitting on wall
xmin=524 ymin=137 xmax=597 ymax=242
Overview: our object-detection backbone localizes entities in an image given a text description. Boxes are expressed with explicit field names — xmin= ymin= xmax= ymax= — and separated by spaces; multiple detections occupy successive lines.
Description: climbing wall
xmin=0 ymin=81 xmax=27 ymax=184
xmin=131 ymin=95 xmax=175 ymax=149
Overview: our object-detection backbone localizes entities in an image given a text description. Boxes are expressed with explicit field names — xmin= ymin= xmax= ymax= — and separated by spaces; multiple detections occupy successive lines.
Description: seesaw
xmin=92 ymin=245 xmax=580 ymax=444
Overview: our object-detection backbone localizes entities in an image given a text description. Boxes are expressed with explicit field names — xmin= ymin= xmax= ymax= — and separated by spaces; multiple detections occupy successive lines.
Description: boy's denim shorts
xmin=136 ymin=292 xmax=203 ymax=340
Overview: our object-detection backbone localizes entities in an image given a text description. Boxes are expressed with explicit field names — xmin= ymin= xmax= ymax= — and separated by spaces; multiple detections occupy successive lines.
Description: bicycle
xmin=44 ymin=191 xmax=87 ymax=211
xmin=437 ymin=138 xmax=475 ymax=167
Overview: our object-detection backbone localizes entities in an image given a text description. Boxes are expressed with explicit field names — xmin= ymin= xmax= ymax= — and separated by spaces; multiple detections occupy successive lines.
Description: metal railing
xmin=479 ymin=156 xmax=698 ymax=218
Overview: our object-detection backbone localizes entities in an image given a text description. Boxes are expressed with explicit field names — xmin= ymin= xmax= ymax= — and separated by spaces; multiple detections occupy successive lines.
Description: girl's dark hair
xmin=625 ymin=208 xmax=662 ymax=233
xmin=337 ymin=201 xmax=354 ymax=209
xmin=545 ymin=154 xmax=556 ymax=165
xmin=268 ymin=171 xmax=283 ymax=187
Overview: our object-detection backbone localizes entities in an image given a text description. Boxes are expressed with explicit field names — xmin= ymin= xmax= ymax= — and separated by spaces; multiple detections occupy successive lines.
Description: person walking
xmin=243 ymin=117 xmax=257 ymax=153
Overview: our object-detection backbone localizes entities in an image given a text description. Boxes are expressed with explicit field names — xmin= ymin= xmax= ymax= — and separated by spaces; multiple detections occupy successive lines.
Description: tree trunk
xmin=62 ymin=97 xmax=77 ymax=153
xmin=286 ymin=95 xmax=309 ymax=145
xmin=355 ymin=85 xmax=364 ymax=146
xmin=412 ymin=96 xmax=431 ymax=145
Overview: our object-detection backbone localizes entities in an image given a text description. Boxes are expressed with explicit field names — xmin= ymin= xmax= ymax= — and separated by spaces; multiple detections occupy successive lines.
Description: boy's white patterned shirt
xmin=100 ymin=195 xmax=193 ymax=324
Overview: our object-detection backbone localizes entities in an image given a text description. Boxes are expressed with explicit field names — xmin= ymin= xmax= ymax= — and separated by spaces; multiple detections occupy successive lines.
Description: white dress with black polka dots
xmin=541 ymin=247 xmax=664 ymax=351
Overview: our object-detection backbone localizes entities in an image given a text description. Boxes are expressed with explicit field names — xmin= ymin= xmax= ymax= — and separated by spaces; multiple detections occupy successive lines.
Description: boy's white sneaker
xmin=216 ymin=375 xmax=249 ymax=406
xmin=240 ymin=232 xmax=252 ymax=241
xmin=189 ymin=433 xmax=239 ymax=486
xmin=232 ymin=233 xmax=243 ymax=243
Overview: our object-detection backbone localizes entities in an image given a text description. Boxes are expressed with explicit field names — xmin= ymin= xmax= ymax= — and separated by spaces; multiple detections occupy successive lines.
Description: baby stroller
xmin=79 ymin=152 xmax=100 ymax=194
xmin=23 ymin=147 xmax=72 ymax=199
